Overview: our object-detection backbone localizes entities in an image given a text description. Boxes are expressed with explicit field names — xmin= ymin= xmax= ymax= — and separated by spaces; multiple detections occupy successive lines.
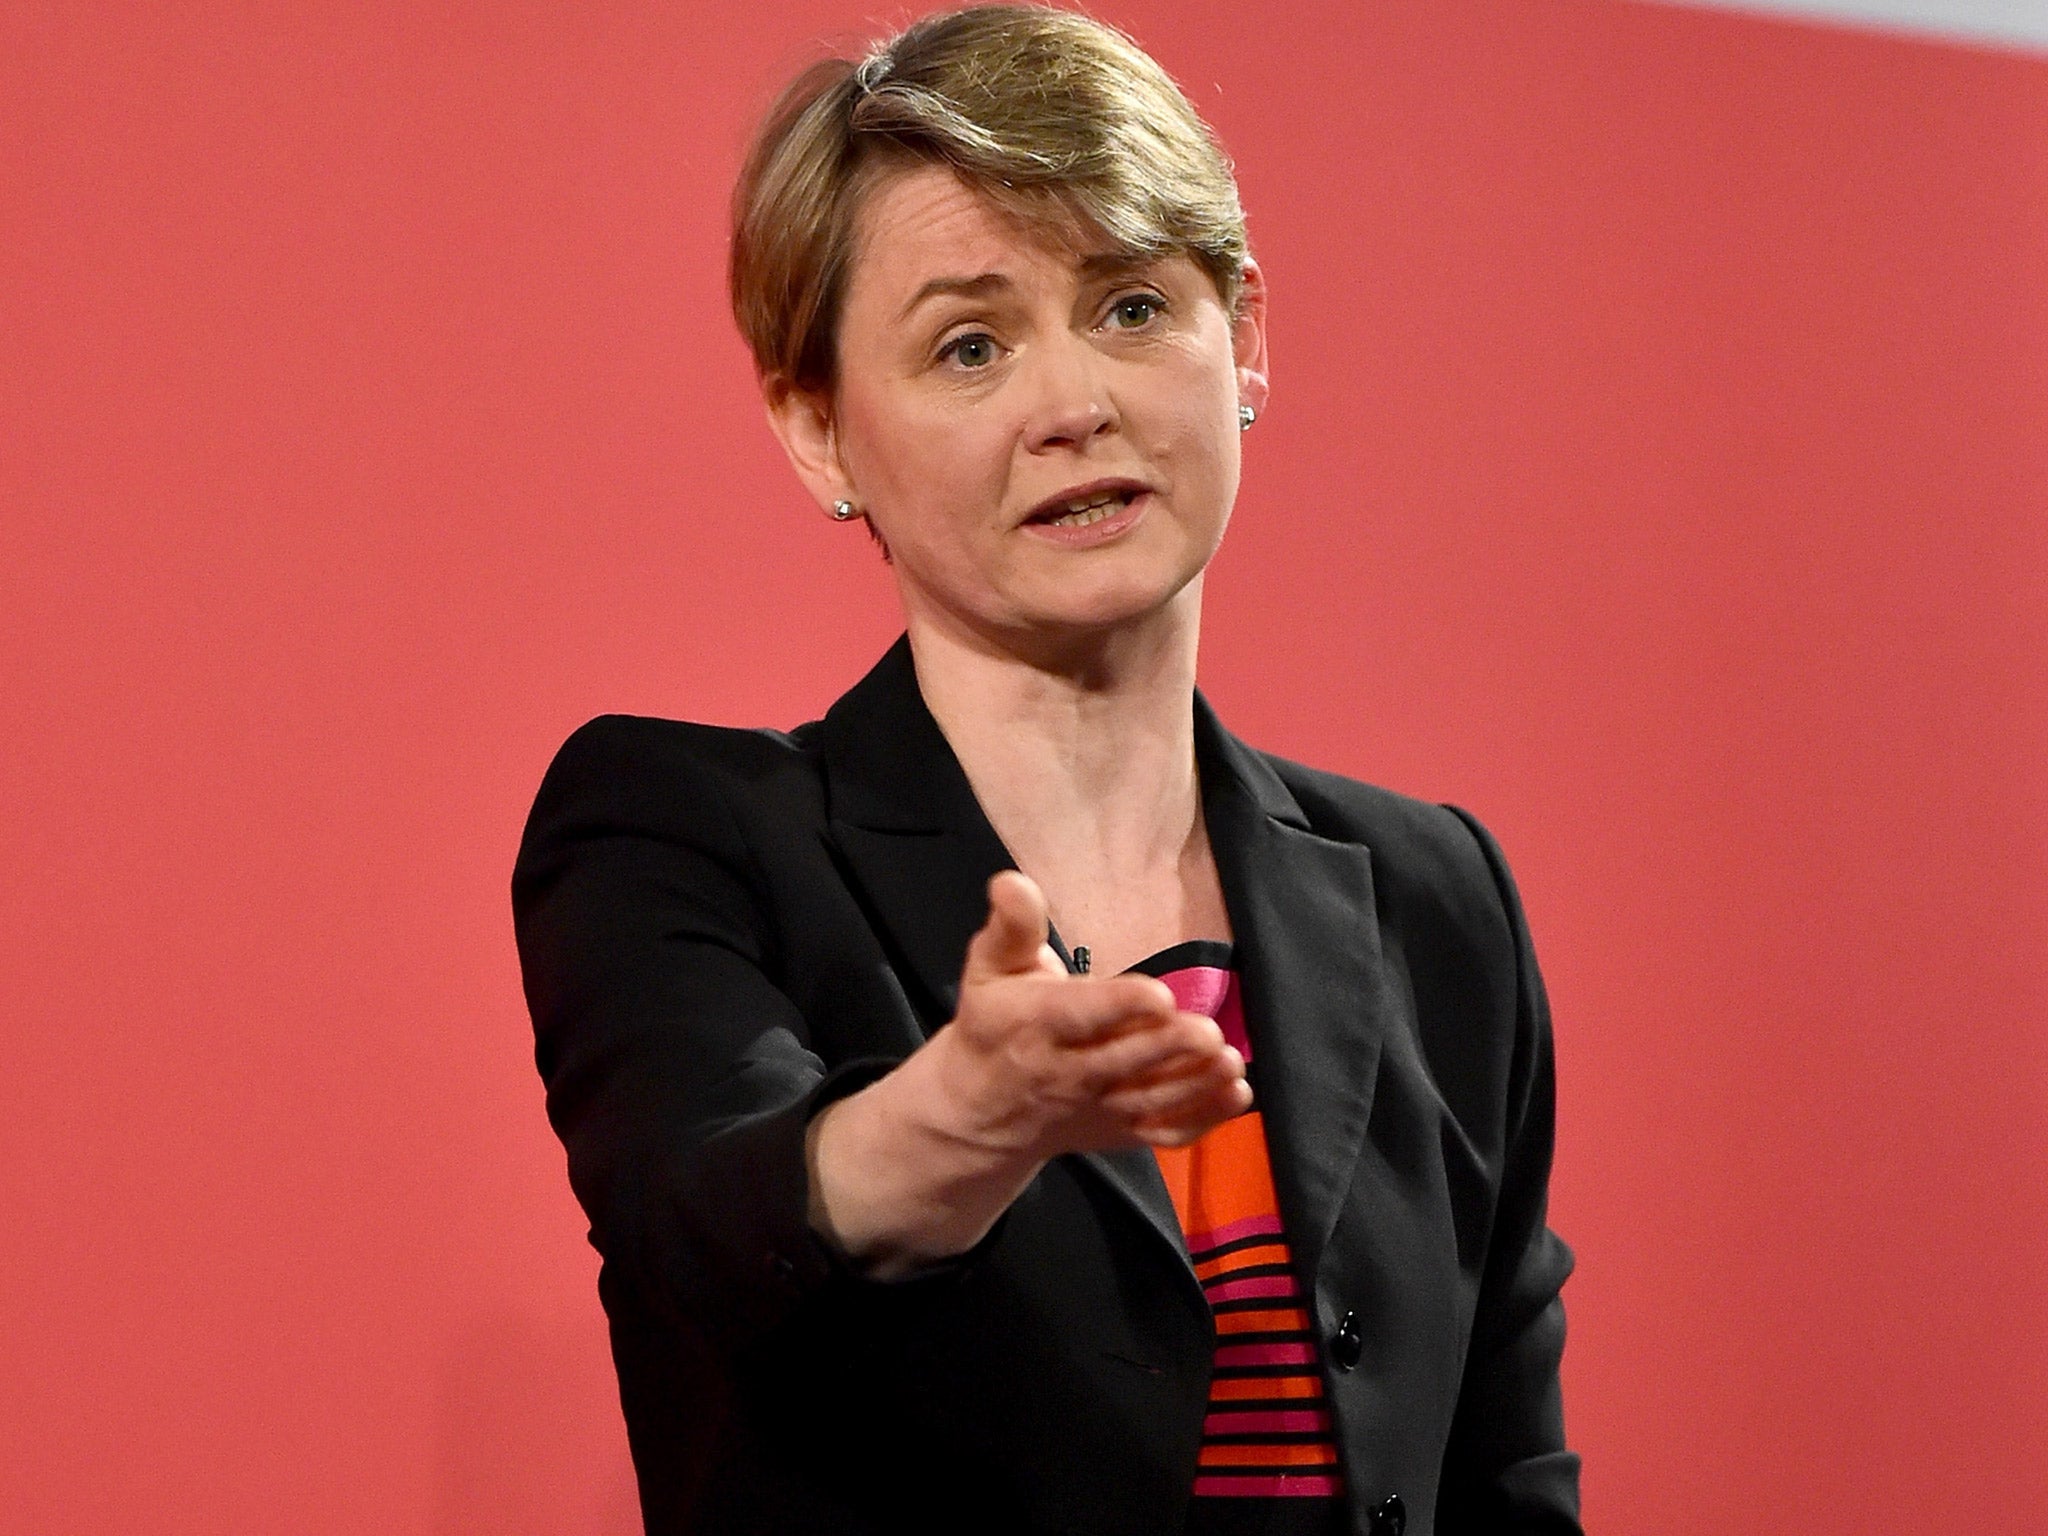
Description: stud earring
xmin=830 ymin=500 xmax=858 ymax=521
xmin=1238 ymin=405 xmax=1257 ymax=431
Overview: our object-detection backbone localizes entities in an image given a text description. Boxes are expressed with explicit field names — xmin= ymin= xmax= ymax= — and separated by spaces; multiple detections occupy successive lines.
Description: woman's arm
xmin=515 ymin=720 xmax=1246 ymax=1332
xmin=515 ymin=718 xmax=887 ymax=1350
xmin=1434 ymin=808 xmax=1581 ymax=1535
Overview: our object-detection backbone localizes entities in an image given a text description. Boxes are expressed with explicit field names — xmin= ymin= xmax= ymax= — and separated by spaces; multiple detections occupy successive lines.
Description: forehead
xmin=845 ymin=164 xmax=1123 ymax=311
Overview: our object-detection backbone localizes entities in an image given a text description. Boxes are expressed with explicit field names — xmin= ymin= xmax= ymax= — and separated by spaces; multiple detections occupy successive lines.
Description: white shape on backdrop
xmin=1650 ymin=0 xmax=2048 ymax=51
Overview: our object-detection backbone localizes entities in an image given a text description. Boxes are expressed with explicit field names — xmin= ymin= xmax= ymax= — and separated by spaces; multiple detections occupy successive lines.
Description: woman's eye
xmin=1108 ymin=294 xmax=1164 ymax=329
xmin=942 ymin=333 xmax=998 ymax=368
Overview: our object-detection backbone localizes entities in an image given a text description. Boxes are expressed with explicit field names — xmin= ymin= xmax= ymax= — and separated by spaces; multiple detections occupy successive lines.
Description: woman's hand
xmin=806 ymin=871 xmax=1249 ymax=1276
xmin=932 ymin=870 xmax=1250 ymax=1157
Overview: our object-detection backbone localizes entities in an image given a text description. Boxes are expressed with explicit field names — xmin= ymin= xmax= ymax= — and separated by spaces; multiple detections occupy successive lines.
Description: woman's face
xmin=770 ymin=165 xmax=1268 ymax=651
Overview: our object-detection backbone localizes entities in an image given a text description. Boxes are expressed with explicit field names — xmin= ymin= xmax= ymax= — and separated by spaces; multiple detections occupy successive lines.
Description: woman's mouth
xmin=1022 ymin=487 xmax=1148 ymax=545
xmin=1027 ymin=485 xmax=1147 ymax=527
xmin=1040 ymin=488 xmax=1132 ymax=528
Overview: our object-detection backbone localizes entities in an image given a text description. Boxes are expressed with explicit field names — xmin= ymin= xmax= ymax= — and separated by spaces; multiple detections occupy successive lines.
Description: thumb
xmin=964 ymin=870 xmax=1054 ymax=981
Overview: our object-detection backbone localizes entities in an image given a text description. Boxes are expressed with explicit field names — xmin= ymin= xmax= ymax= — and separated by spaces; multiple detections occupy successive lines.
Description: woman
xmin=513 ymin=8 xmax=1580 ymax=1535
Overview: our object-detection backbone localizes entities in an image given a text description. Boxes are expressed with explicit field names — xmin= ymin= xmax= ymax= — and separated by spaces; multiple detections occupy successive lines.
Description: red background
xmin=5 ymin=1 xmax=2043 ymax=1530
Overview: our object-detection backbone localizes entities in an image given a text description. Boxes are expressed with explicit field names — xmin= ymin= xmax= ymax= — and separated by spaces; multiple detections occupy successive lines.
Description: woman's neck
xmin=904 ymin=591 xmax=1225 ymax=966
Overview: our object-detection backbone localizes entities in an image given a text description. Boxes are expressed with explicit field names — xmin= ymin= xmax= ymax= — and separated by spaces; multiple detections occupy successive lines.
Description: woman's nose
xmin=1023 ymin=337 xmax=1116 ymax=451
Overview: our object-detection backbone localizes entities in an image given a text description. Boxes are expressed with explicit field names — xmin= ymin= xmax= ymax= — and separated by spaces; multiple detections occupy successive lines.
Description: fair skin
xmin=767 ymin=165 xmax=1271 ymax=1277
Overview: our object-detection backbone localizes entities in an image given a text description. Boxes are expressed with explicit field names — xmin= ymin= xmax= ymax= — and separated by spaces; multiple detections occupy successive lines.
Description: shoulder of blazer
xmin=510 ymin=713 xmax=842 ymax=951
xmin=1252 ymin=750 xmax=1517 ymax=957
xmin=520 ymin=712 xmax=828 ymax=842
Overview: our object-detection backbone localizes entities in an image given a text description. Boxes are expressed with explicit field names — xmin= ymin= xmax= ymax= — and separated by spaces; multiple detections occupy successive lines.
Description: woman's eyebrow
xmin=898 ymin=272 xmax=1011 ymax=321
xmin=896 ymin=251 xmax=1164 ymax=322
xmin=1076 ymin=251 xmax=1159 ymax=283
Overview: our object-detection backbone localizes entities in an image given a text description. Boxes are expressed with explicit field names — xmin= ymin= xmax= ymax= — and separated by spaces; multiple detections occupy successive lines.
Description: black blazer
xmin=513 ymin=639 xmax=1581 ymax=1536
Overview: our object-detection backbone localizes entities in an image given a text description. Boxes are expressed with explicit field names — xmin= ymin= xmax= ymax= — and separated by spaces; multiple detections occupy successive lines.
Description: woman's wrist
xmin=805 ymin=1036 xmax=1046 ymax=1278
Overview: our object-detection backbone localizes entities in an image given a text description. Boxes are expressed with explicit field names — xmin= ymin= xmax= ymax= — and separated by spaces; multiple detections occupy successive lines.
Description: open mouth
xmin=1028 ymin=487 xmax=1141 ymax=529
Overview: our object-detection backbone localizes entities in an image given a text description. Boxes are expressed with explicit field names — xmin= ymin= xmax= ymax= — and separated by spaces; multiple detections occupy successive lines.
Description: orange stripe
xmin=1152 ymin=1112 xmax=1281 ymax=1235
xmin=1195 ymin=1242 xmax=1291 ymax=1279
xmin=1212 ymin=1306 xmax=1312 ymax=1335
xmin=1207 ymin=1375 xmax=1324 ymax=1401
xmin=1198 ymin=1443 xmax=1340 ymax=1468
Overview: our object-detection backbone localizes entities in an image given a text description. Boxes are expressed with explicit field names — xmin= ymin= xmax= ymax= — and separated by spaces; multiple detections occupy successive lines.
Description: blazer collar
xmin=819 ymin=637 xmax=1021 ymax=1025
xmin=820 ymin=635 xmax=996 ymax=839
xmin=820 ymin=636 xmax=1388 ymax=1287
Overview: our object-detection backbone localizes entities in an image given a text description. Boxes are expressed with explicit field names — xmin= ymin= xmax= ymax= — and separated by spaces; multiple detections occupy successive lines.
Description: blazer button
xmin=1329 ymin=1310 xmax=1363 ymax=1371
xmin=1369 ymin=1493 xmax=1406 ymax=1536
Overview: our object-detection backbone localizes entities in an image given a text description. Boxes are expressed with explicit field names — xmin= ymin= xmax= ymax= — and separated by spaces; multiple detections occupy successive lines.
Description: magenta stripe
xmin=1194 ymin=1474 xmax=1344 ymax=1498
xmin=1213 ymin=1341 xmax=1318 ymax=1368
xmin=1203 ymin=1408 xmax=1332 ymax=1436
xmin=1159 ymin=965 xmax=1231 ymax=1020
xmin=1184 ymin=1212 xmax=1285 ymax=1255
xmin=1204 ymin=1273 xmax=1299 ymax=1304
xmin=1214 ymin=984 xmax=1249 ymax=1057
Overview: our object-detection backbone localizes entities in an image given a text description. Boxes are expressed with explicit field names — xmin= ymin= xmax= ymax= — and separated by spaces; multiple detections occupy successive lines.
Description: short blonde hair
xmin=730 ymin=5 xmax=1249 ymax=393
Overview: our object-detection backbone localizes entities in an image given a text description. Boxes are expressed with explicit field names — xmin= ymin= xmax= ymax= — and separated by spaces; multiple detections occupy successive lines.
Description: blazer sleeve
xmin=1436 ymin=808 xmax=1584 ymax=1535
xmin=511 ymin=717 xmax=910 ymax=1357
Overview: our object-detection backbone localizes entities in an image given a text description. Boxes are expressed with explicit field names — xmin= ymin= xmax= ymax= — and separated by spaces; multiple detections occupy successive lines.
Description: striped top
xmin=1133 ymin=941 xmax=1348 ymax=1534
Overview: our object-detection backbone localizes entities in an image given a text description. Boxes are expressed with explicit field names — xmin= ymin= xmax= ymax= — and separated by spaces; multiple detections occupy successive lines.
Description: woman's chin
xmin=893 ymin=545 xmax=1207 ymax=651
xmin=1004 ymin=572 xmax=1203 ymax=642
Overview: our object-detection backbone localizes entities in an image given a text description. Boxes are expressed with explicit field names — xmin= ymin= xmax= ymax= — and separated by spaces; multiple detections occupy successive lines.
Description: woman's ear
xmin=1231 ymin=258 xmax=1271 ymax=422
xmin=762 ymin=375 xmax=855 ymax=514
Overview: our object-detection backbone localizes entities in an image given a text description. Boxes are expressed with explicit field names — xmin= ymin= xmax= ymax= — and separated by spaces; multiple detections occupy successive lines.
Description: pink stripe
xmin=1184 ymin=1212 xmax=1285 ymax=1255
xmin=1205 ymin=1273 xmax=1298 ymax=1304
xmin=1159 ymin=965 xmax=1231 ymax=1019
xmin=1214 ymin=1341 xmax=1318 ymax=1368
xmin=1203 ymin=1408 xmax=1332 ymax=1436
xmin=1194 ymin=1474 xmax=1344 ymax=1498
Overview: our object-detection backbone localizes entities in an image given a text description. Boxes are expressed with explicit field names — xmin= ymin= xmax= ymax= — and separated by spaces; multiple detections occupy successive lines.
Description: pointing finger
xmin=963 ymin=870 xmax=1054 ymax=981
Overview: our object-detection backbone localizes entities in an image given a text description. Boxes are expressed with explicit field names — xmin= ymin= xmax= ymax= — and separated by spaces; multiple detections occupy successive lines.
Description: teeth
xmin=1046 ymin=490 xmax=1129 ymax=528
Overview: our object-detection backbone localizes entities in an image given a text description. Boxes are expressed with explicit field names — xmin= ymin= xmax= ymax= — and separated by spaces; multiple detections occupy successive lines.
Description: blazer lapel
xmin=1195 ymin=699 xmax=1390 ymax=1289
xmin=818 ymin=639 xmax=1195 ymax=1276
xmin=820 ymin=637 xmax=1014 ymax=1029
